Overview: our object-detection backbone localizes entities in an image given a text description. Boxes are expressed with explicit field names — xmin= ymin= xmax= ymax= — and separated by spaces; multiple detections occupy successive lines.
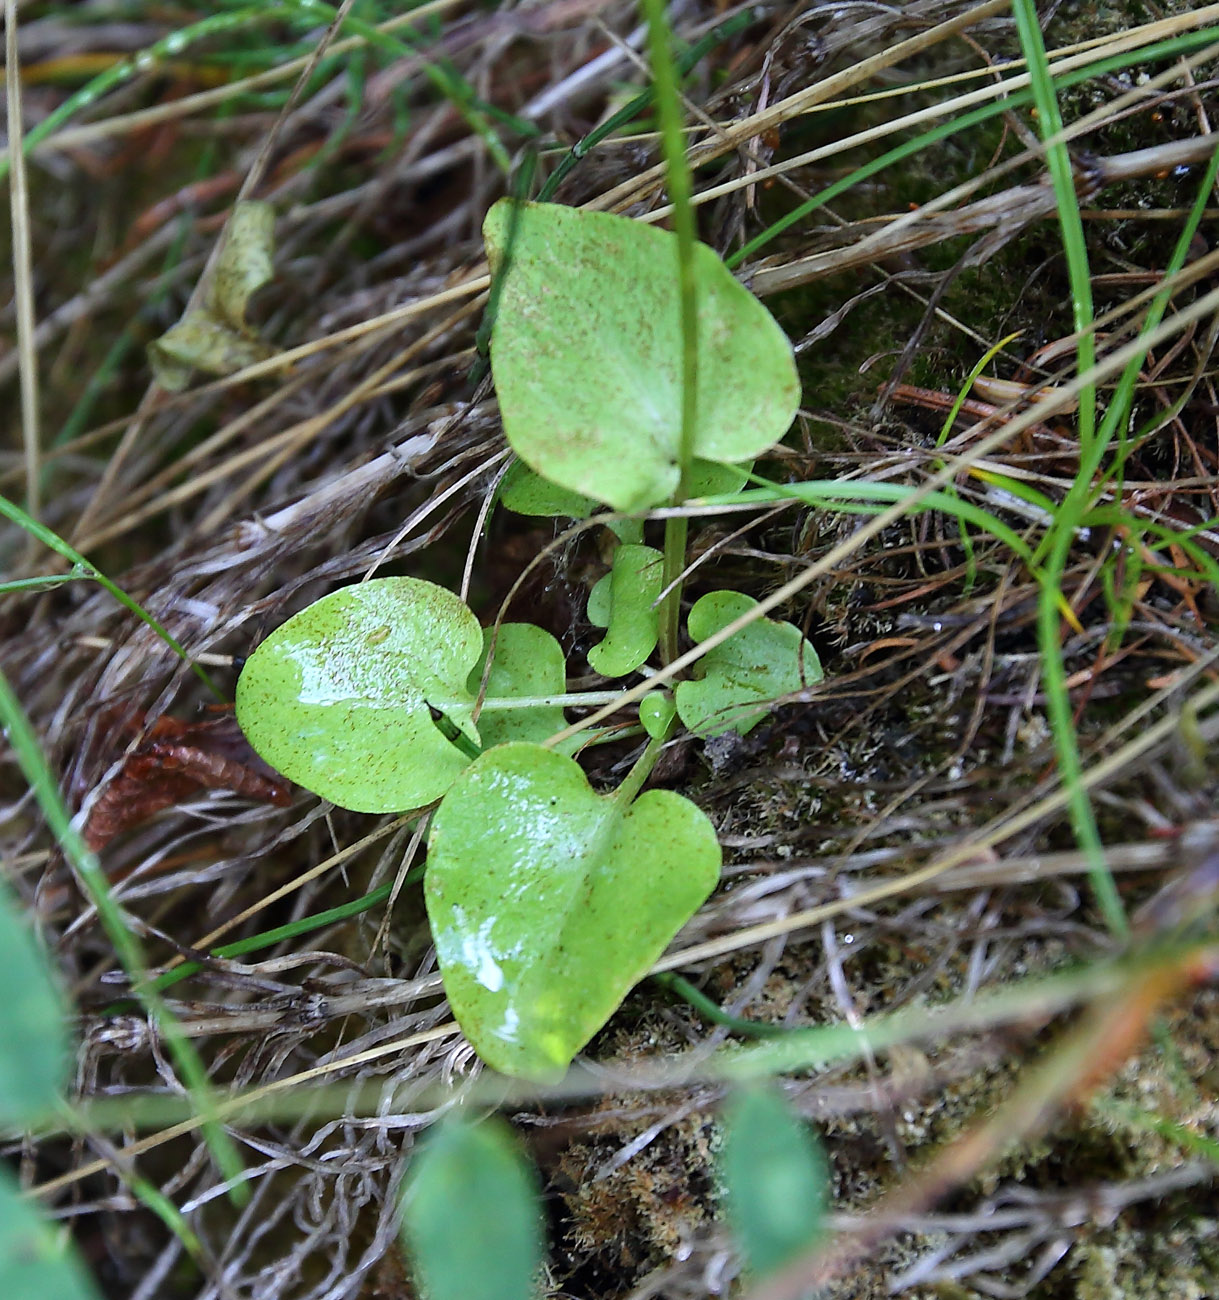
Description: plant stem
xmin=640 ymin=0 xmax=699 ymax=664
xmin=658 ymin=513 xmax=688 ymax=665
xmin=479 ymin=691 xmax=624 ymax=711
xmin=614 ymin=730 xmax=668 ymax=807
xmin=652 ymin=972 xmax=793 ymax=1039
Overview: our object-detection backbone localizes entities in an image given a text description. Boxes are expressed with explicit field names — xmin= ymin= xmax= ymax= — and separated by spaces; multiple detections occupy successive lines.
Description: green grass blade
xmin=1012 ymin=0 xmax=1096 ymax=446
xmin=932 ymin=333 xmax=1023 ymax=592
xmin=291 ymin=0 xmax=515 ymax=173
xmin=0 ymin=9 xmax=269 ymax=184
xmin=726 ymin=28 xmax=1219 ymax=271
xmin=1023 ymin=61 xmax=1219 ymax=939
xmin=536 ymin=11 xmax=753 ymax=203
xmin=0 ymin=571 xmax=89 ymax=595
xmin=730 ymin=474 xmax=1037 ymax=566
xmin=1091 ymin=131 xmax=1219 ymax=498
xmin=0 ymin=492 xmax=218 ymax=697
xmin=1013 ymin=0 xmax=1118 ymax=934
xmin=0 ymin=666 xmax=247 ymax=1202
xmin=145 ymin=881 xmax=398 ymax=997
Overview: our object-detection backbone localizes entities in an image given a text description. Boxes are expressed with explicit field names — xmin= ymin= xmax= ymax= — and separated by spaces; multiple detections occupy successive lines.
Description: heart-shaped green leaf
xmin=236 ymin=577 xmax=483 ymax=813
xmin=425 ymin=742 xmax=721 ymax=1079
xmin=586 ymin=544 xmax=663 ymax=677
xmin=472 ymin=623 xmax=569 ymax=749
xmin=676 ymin=591 xmax=822 ymax=737
xmin=484 ymin=201 xmax=799 ymax=512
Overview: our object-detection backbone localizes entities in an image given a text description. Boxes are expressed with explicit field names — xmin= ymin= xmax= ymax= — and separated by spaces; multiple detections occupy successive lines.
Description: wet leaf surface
xmin=236 ymin=578 xmax=483 ymax=813
xmin=425 ymin=741 xmax=720 ymax=1079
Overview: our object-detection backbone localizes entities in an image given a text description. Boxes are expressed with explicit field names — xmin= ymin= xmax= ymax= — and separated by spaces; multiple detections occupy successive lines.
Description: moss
xmin=544 ymin=1027 xmax=722 ymax=1295
xmin=1070 ymin=1217 xmax=1219 ymax=1300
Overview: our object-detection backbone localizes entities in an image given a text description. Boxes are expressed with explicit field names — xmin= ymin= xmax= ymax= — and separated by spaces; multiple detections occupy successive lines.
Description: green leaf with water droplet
xmin=149 ymin=201 xmax=276 ymax=390
xmin=586 ymin=544 xmax=663 ymax=677
xmin=484 ymin=201 xmax=798 ymax=511
xmin=639 ymin=692 xmax=676 ymax=740
xmin=236 ymin=578 xmax=483 ymax=813
xmin=676 ymin=590 xmax=821 ymax=737
xmin=425 ymin=742 xmax=720 ymax=1079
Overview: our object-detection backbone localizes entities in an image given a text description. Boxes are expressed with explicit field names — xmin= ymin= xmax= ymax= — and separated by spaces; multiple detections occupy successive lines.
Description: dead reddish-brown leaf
xmin=83 ymin=712 xmax=292 ymax=851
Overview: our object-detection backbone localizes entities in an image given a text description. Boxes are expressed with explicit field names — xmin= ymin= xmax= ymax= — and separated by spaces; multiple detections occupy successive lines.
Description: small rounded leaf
xmin=721 ymin=1087 xmax=828 ymax=1278
xmin=0 ymin=887 xmax=70 ymax=1125
xmin=236 ymin=578 xmax=483 ymax=812
xmin=426 ymin=742 xmax=721 ymax=1079
xmin=676 ymin=591 xmax=822 ymax=737
xmin=586 ymin=544 xmax=663 ymax=678
xmin=0 ymin=1168 xmax=102 ymax=1300
xmin=400 ymin=1115 xmax=543 ymax=1300
xmin=484 ymin=201 xmax=799 ymax=511
xmin=639 ymin=692 xmax=676 ymax=740
xmin=472 ymin=623 xmax=569 ymax=749
xmin=499 ymin=461 xmax=597 ymax=519
xmin=687 ymin=459 xmax=753 ymax=497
